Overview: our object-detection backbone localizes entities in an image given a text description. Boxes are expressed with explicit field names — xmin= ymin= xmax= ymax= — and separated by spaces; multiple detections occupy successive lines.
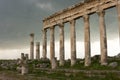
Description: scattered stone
xmin=80 ymin=61 xmax=84 ymax=64
xmin=65 ymin=73 xmax=71 ymax=77
xmin=41 ymin=58 xmax=50 ymax=62
xmin=39 ymin=63 xmax=49 ymax=68
xmin=108 ymin=62 xmax=118 ymax=68
xmin=101 ymin=63 xmax=108 ymax=66
xmin=92 ymin=55 xmax=100 ymax=61
xmin=115 ymin=53 xmax=120 ymax=58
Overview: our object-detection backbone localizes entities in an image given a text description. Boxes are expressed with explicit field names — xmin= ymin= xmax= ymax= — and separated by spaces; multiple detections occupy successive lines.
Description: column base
xmin=101 ymin=62 xmax=108 ymax=66
xmin=71 ymin=60 xmax=76 ymax=66
xmin=59 ymin=60 xmax=65 ymax=66
xmin=51 ymin=57 xmax=57 ymax=69
xmin=85 ymin=61 xmax=91 ymax=67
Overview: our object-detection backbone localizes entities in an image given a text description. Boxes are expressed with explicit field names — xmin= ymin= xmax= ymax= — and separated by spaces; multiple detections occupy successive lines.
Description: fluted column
xmin=83 ymin=14 xmax=91 ymax=66
xmin=98 ymin=10 xmax=108 ymax=65
xmin=36 ymin=42 xmax=40 ymax=60
xmin=70 ymin=19 xmax=76 ymax=66
xmin=50 ymin=27 xmax=55 ymax=61
xmin=43 ymin=29 xmax=47 ymax=59
xmin=59 ymin=23 xmax=65 ymax=66
xmin=117 ymin=2 xmax=120 ymax=46
xmin=30 ymin=33 xmax=34 ymax=60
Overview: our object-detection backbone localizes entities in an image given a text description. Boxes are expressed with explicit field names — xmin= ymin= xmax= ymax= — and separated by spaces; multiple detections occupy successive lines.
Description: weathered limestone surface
xmin=84 ymin=14 xmax=91 ymax=66
xmin=25 ymin=54 xmax=28 ymax=60
xmin=117 ymin=1 xmax=120 ymax=46
xmin=36 ymin=42 xmax=40 ymax=60
xmin=30 ymin=33 xmax=34 ymax=60
xmin=50 ymin=27 xmax=55 ymax=62
xmin=59 ymin=23 xmax=65 ymax=66
xmin=43 ymin=29 xmax=47 ymax=59
xmin=98 ymin=10 xmax=108 ymax=65
xmin=51 ymin=57 xmax=57 ymax=69
xmin=20 ymin=53 xmax=28 ymax=75
xmin=70 ymin=20 xmax=76 ymax=66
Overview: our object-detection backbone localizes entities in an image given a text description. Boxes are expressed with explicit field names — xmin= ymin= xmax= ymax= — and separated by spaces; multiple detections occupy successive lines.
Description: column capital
xmin=50 ymin=26 xmax=55 ymax=30
xmin=30 ymin=33 xmax=34 ymax=37
xmin=36 ymin=42 xmax=40 ymax=46
xmin=83 ymin=14 xmax=89 ymax=21
xmin=58 ymin=22 xmax=64 ymax=28
xmin=69 ymin=19 xmax=75 ymax=24
xmin=42 ymin=29 xmax=47 ymax=33
xmin=97 ymin=10 xmax=105 ymax=17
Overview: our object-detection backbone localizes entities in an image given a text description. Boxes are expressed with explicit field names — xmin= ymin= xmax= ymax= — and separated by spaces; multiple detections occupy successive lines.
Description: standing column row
xmin=42 ymin=9 xmax=108 ymax=67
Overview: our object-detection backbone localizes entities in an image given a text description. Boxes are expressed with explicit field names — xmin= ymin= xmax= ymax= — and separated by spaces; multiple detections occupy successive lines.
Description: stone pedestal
xmin=59 ymin=23 xmax=65 ymax=66
xmin=30 ymin=33 xmax=34 ymax=60
xmin=84 ymin=14 xmax=91 ymax=66
xmin=51 ymin=57 xmax=57 ymax=69
xmin=70 ymin=20 xmax=76 ymax=66
xmin=98 ymin=10 xmax=108 ymax=65
xmin=43 ymin=29 xmax=47 ymax=59
xmin=50 ymin=27 xmax=55 ymax=62
xmin=36 ymin=42 xmax=40 ymax=60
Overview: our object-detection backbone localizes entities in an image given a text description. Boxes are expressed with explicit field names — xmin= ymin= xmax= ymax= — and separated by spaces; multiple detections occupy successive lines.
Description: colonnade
xmin=42 ymin=5 xmax=120 ymax=66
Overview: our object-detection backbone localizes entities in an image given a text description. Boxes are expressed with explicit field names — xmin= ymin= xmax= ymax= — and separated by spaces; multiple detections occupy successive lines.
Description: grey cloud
xmin=0 ymin=0 xmax=119 ymax=50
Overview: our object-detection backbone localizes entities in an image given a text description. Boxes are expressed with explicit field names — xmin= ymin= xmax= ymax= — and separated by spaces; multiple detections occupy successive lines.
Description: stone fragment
xmin=108 ymin=62 xmax=118 ymax=68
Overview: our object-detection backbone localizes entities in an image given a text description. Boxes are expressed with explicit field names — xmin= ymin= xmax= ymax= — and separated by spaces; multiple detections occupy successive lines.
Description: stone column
xmin=83 ymin=14 xmax=91 ymax=66
xmin=98 ymin=10 xmax=108 ymax=65
xmin=70 ymin=19 xmax=76 ymax=66
xmin=21 ymin=53 xmax=24 ymax=59
xmin=50 ymin=27 xmax=55 ymax=62
xmin=59 ymin=23 xmax=65 ymax=66
xmin=30 ymin=33 xmax=34 ymax=60
xmin=117 ymin=2 xmax=120 ymax=46
xmin=43 ymin=29 xmax=47 ymax=59
xmin=25 ymin=54 xmax=28 ymax=60
xmin=36 ymin=42 xmax=40 ymax=60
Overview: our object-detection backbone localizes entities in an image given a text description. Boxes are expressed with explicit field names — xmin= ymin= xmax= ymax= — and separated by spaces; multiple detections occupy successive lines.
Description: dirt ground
xmin=0 ymin=71 xmax=53 ymax=80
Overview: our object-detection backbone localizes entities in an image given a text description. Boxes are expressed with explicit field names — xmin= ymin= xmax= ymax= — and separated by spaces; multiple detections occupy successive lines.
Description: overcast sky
xmin=0 ymin=0 xmax=119 ymax=59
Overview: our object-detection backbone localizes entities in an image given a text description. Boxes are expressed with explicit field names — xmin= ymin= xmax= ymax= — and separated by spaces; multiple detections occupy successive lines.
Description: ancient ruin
xmin=42 ymin=0 xmax=120 ymax=67
xmin=17 ymin=53 xmax=28 ymax=75
xmin=0 ymin=0 xmax=120 ymax=79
